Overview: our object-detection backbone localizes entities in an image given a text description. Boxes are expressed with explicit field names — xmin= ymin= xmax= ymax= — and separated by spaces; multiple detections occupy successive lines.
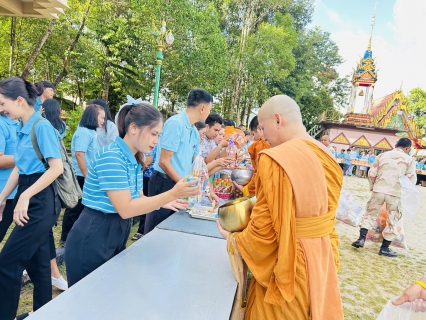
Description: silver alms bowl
xmin=231 ymin=169 xmax=253 ymax=186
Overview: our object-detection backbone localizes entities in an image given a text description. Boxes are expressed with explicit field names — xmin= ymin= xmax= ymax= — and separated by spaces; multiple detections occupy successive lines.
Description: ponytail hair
xmin=0 ymin=77 xmax=38 ymax=106
xmin=116 ymin=102 xmax=163 ymax=165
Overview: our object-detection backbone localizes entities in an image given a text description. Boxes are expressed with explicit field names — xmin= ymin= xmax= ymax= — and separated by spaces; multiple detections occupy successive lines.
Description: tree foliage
xmin=0 ymin=0 xmax=349 ymax=126
xmin=408 ymin=87 xmax=426 ymax=129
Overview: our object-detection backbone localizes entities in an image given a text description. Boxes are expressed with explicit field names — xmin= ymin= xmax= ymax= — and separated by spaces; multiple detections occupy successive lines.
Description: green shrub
xmin=63 ymin=107 xmax=83 ymax=150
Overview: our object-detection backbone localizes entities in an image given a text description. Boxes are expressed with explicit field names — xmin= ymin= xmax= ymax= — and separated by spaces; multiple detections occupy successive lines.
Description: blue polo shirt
xmin=82 ymin=137 xmax=143 ymax=214
xmin=15 ymin=112 xmax=61 ymax=175
xmin=71 ymin=126 xmax=101 ymax=177
xmin=344 ymin=153 xmax=352 ymax=165
xmin=0 ymin=115 xmax=19 ymax=199
xmin=153 ymin=111 xmax=200 ymax=178
xmin=34 ymin=97 xmax=42 ymax=113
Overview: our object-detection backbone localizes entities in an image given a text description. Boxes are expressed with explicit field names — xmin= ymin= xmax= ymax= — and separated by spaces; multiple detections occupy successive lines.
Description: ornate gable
xmin=374 ymin=138 xmax=392 ymax=150
xmin=331 ymin=133 xmax=350 ymax=145
xmin=352 ymin=135 xmax=371 ymax=147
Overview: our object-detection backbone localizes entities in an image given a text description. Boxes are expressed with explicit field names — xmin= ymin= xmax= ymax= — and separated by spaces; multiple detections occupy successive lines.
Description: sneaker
xmin=52 ymin=275 xmax=68 ymax=291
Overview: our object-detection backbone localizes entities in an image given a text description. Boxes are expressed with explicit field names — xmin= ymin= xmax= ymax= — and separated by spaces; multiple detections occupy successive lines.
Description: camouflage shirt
xmin=368 ymin=148 xmax=417 ymax=197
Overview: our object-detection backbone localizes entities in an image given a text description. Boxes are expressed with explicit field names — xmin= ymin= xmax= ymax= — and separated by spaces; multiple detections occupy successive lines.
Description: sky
xmin=311 ymin=0 xmax=426 ymax=99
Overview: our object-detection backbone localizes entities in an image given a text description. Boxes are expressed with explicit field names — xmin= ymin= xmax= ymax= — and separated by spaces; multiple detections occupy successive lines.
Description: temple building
xmin=311 ymin=7 xmax=425 ymax=152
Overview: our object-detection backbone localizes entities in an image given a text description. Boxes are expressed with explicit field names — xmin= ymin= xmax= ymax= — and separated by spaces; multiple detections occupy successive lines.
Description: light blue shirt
xmin=15 ymin=112 xmax=61 ymax=175
xmin=34 ymin=97 xmax=42 ymax=113
xmin=82 ymin=137 xmax=143 ymax=214
xmin=153 ymin=111 xmax=200 ymax=178
xmin=0 ymin=115 xmax=19 ymax=199
xmin=71 ymin=126 xmax=101 ymax=177
xmin=344 ymin=153 xmax=352 ymax=165
xmin=96 ymin=120 xmax=118 ymax=147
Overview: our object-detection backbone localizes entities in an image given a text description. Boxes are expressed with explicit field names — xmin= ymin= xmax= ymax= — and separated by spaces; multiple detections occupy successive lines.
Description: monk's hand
xmin=217 ymin=221 xmax=230 ymax=240
xmin=393 ymin=278 xmax=426 ymax=306
xmin=233 ymin=181 xmax=243 ymax=192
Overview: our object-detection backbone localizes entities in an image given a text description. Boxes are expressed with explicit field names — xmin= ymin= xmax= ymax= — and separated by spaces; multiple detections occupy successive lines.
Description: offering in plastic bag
xmin=226 ymin=139 xmax=239 ymax=168
xmin=186 ymin=156 xmax=209 ymax=203
xmin=336 ymin=189 xmax=363 ymax=227
xmin=399 ymin=175 xmax=421 ymax=221
xmin=376 ymin=297 xmax=426 ymax=320
xmin=224 ymin=126 xmax=246 ymax=148
xmin=366 ymin=204 xmax=408 ymax=249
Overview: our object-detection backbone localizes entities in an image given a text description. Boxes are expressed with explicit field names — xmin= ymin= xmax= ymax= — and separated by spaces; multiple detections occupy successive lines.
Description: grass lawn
xmin=2 ymin=176 xmax=425 ymax=319
xmin=0 ymin=211 xmax=140 ymax=316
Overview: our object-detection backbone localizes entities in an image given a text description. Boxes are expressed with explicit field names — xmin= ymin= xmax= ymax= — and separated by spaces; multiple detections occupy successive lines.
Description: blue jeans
xmin=343 ymin=164 xmax=350 ymax=175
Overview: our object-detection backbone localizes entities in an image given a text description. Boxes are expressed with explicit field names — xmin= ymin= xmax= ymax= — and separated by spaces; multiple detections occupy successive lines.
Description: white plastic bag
xmin=336 ymin=189 xmax=363 ymax=227
xmin=376 ymin=297 xmax=426 ymax=320
xmin=399 ymin=175 xmax=421 ymax=221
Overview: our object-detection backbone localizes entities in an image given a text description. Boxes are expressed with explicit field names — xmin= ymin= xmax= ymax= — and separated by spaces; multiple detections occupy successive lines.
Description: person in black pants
xmin=65 ymin=103 xmax=198 ymax=287
xmin=0 ymin=77 xmax=63 ymax=320
xmin=144 ymin=89 xmax=218 ymax=234
xmin=60 ymin=104 xmax=105 ymax=245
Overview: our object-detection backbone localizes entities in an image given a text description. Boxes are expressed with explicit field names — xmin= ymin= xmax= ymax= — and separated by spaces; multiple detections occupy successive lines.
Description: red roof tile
xmin=371 ymin=93 xmax=394 ymax=117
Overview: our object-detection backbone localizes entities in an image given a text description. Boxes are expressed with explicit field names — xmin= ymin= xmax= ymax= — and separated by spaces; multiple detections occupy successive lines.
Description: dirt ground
xmin=337 ymin=176 xmax=426 ymax=319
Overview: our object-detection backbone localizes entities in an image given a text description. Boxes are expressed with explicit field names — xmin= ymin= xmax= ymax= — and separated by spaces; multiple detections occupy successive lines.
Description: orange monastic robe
xmin=242 ymin=138 xmax=270 ymax=196
xmin=230 ymin=139 xmax=344 ymax=320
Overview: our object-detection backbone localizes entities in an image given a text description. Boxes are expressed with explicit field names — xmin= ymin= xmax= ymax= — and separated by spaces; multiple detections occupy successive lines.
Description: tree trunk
xmin=21 ymin=19 xmax=56 ymax=80
xmin=9 ymin=17 xmax=16 ymax=77
xmin=102 ymin=65 xmax=110 ymax=102
xmin=53 ymin=0 xmax=93 ymax=87
xmin=246 ymin=100 xmax=252 ymax=126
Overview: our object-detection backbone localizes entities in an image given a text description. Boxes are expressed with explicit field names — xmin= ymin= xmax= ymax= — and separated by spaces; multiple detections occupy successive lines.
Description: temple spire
xmin=368 ymin=3 xmax=377 ymax=51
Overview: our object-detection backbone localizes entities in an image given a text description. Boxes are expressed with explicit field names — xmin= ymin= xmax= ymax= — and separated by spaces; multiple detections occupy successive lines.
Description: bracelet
xmin=415 ymin=280 xmax=426 ymax=290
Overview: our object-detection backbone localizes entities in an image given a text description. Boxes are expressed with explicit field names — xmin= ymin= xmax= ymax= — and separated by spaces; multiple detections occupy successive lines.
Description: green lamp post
xmin=151 ymin=20 xmax=174 ymax=108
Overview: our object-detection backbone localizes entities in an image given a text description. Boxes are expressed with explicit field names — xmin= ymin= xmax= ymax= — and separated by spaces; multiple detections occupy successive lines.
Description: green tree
xmin=408 ymin=87 xmax=426 ymax=129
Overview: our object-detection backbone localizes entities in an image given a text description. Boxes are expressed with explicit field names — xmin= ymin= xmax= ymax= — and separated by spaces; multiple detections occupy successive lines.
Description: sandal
xmin=131 ymin=233 xmax=143 ymax=241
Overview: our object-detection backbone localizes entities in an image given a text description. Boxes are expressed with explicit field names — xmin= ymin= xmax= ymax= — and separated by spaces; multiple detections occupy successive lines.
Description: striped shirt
xmin=82 ymin=137 xmax=143 ymax=214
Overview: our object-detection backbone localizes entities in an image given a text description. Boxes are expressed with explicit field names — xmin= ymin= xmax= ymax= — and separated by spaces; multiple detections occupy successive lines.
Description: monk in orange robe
xmin=234 ymin=115 xmax=270 ymax=197
xmin=217 ymin=95 xmax=344 ymax=320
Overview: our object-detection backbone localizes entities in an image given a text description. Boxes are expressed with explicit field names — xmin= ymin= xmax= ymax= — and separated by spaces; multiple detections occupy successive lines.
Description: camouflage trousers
xmin=360 ymin=192 xmax=402 ymax=241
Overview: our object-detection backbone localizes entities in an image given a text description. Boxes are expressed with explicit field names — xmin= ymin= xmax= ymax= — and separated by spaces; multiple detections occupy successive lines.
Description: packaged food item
xmin=224 ymin=126 xmax=246 ymax=148
xmin=336 ymin=189 xmax=363 ymax=227
xmin=186 ymin=156 xmax=208 ymax=203
xmin=365 ymin=204 xmax=408 ymax=250
xmin=376 ymin=297 xmax=426 ymax=320
xmin=226 ymin=139 xmax=238 ymax=168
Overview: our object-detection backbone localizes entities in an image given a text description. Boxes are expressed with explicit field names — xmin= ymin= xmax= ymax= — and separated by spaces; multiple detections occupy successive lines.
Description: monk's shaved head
xmin=258 ymin=95 xmax=309 ymax=147
xmin=259 ymin=95 xmax=303 ymax=124
xmin=320 ymin=135 xmax=331 ymax=146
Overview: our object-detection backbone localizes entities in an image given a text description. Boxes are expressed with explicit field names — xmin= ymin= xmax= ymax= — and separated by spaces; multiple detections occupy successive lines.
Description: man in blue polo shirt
xmin=144 ymin=89 xmax=213 ymax=234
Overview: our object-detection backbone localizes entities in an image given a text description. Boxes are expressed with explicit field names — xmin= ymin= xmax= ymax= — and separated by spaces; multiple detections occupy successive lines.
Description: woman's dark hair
xmin=223 ymin=119 xmax=235 ymax=127
xmin=249 ymin=116 xmax=259 ymax=132
xmin=43 ymin=99 xmax=66 ymax=133
xmin=0 ymin=77 xmax=38 ymax=106
xmin=194 ymin=121 xmax=206 ymax=130
xmin=117 ymin=102 xmax=163 ymax=164
xmin=35 ymin=81 xmax=55 ymax=97
xmin=88 ymin=98 xmax=113 ymax=126
xmin=79 ymin=104 xmax=104 ymax=130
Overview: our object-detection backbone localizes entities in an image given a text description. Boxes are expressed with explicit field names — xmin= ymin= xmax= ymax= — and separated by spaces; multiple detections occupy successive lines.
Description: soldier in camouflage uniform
xmin=352 ymin=138 xmax=417 ymax=257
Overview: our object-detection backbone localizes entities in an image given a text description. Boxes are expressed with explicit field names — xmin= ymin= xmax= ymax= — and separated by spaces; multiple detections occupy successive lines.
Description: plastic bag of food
xmin=399 ymin=175 xmax=421 ymax=221
xmin=336 ymin=189 xmax=363 ymax=227
xmin=376 ymin=297 xmax=426 ymax=319
xmin=366 ymin=204 xmax=408 ymax=250
xmin=224 ymin=126 xmax=246 ymax=148
xmin=186 ymin=156 xmax=209 ymax=203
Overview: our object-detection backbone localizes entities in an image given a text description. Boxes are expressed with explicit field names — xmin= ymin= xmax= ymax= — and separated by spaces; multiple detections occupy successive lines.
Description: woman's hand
xmin=208 ymin=189 xmax=220 ymax=209
xmin=0 ymin=198 xmax=6 ymax=222
xmin=162 ymin=199 xmax=190 ymax=212
xmin=217 ymin=221 xmax=230 ymax=240
xmin=170 ymin=176 xmax=201 ymax=199
xmin=215 ymin=157 xmax=234 ymax=168
xmin=13 ymin=193 xmax=30 ymax=226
